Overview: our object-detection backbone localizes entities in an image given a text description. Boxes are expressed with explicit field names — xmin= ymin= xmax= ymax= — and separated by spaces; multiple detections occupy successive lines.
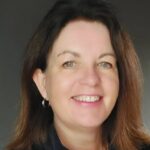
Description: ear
xmin=32 ymin=69 xmax=48 ymax=100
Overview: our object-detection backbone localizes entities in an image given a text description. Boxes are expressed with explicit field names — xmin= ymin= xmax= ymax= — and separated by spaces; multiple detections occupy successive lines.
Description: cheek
xmin=102 ymin=70 xmax=119 ymax=89
xmin=45 ymin=72 xmax=76 ymax=101
xmin=107 ymin=75 xmax=119 ymax=92
xmin=99 ymin=73 xmax=119 ymax=119
xmin=102 ymin=72 xmax=119 ymax=100
xmin=45 ymin=72 xmax=77 ymax=117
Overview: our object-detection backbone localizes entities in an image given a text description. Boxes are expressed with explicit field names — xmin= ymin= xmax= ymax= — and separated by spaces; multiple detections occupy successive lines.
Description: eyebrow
xmin=57 ymin=50 xmax=116 ymax=59
xmin=98 ymin=53 xmax=116 ymax=59
xmin=57 ymin=50 xmax=80 ymax=57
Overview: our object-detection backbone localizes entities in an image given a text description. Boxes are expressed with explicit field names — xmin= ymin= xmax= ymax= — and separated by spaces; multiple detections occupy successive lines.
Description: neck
xmin=54 ymin=120 xmax=104 ymax=150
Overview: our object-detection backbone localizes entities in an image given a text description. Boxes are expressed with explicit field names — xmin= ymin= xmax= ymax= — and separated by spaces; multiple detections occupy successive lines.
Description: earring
xmin=42 ymin=99 xmax=48 ymax=107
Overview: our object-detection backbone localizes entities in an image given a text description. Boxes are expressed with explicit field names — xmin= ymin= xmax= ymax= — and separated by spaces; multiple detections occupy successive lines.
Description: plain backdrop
xmin=0 ymin=0 xmax=150 ymax=149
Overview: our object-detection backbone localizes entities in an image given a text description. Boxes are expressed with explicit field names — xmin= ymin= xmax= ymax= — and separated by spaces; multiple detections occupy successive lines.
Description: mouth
xmin=72 ymin=95 xmax=103 ymax=103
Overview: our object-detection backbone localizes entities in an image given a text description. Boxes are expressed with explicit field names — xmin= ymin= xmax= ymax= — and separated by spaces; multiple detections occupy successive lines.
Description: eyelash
xmin=62 ymin=60 xmax=76 ymax=68
xmin=97 ymin=61 xmax=113 ymax=69
xmin=62 ymin=61 xmax=113 ymax=69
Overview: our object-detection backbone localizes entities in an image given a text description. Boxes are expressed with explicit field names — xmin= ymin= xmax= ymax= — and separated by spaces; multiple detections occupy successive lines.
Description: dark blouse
xmin=32 ymin=126 xmax=150 ymax=150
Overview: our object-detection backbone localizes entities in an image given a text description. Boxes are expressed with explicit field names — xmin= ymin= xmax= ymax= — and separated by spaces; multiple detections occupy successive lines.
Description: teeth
xmin=73 ymin=96 xmax=100 ymax=102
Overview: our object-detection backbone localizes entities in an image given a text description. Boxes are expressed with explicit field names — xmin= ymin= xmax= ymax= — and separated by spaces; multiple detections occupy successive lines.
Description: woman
xmin=6 ymin=0 xmax=150 ymax=150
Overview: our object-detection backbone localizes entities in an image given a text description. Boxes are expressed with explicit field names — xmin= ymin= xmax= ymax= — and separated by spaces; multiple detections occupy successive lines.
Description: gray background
xmin=0 ymin=0 xmax=150 ymax=149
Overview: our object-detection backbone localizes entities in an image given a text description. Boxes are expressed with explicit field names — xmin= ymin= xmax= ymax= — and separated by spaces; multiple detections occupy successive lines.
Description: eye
xmin=98 ymin=61 xmax=113 ymax=69
xmin=62 ymin=60 xmax=76 ymax=68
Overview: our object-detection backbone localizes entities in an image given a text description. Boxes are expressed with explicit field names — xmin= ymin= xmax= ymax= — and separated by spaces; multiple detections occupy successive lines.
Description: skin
xmin=33 ymin=20 xmax=119 ymax=150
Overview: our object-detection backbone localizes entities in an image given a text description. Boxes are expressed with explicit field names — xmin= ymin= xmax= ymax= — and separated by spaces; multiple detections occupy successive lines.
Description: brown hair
xmin=7 ymin=0 xmax=150 ymax=149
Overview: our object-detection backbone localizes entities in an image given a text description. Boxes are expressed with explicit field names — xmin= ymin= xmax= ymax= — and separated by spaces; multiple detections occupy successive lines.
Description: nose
xmin=80 ymin=66 xmax=101 ymax=87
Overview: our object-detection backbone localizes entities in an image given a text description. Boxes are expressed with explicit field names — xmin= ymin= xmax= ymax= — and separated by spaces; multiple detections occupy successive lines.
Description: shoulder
xmin=141 ymin=144 xmax=150 ymax=150
xmin=31 ymin=144 xmax=45 ymax=150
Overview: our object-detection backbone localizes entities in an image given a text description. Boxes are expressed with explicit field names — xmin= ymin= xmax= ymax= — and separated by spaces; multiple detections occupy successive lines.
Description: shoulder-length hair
xmin=7 ymin=0 xmax=150 ymax=149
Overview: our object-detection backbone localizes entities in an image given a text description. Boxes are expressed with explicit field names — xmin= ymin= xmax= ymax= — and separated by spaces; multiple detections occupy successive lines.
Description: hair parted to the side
xmin=6 ymin=0 xmax=150 ymax=150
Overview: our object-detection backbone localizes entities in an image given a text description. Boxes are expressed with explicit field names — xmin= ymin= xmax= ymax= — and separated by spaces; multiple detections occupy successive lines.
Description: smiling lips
xmin=72 ymin=95 xmax=102 ymax=103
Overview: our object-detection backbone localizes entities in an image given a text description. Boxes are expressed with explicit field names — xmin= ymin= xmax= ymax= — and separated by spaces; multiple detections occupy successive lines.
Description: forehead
xmin=51 ymin=20 xmax=114 ymax=56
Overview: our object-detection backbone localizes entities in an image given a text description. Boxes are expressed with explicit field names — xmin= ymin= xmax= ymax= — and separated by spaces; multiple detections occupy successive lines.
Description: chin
xmin=75 ymin=119 xmax=104 ymax=129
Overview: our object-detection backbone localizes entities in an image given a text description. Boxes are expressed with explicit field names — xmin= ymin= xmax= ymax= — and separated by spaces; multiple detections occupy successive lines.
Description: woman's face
xmin=34 ymin=20 xmax=119 ymax=129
